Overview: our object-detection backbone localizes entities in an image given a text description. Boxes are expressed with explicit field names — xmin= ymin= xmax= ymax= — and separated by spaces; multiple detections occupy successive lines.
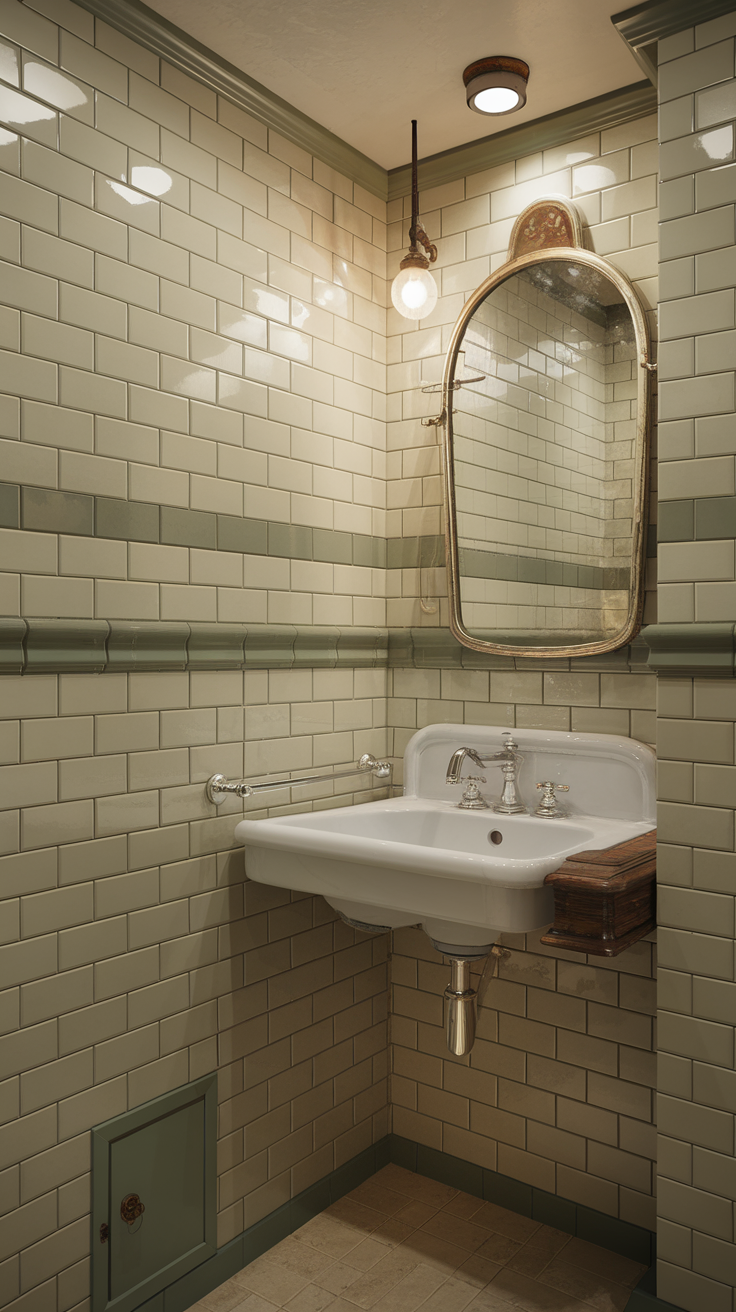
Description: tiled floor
xmin=196 ymin=1165 xmax=646 ymax=1312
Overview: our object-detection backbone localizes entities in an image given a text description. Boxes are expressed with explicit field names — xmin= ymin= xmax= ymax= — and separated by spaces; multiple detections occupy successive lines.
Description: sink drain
xmin=488 ymin=830 xmax=503 ymax=845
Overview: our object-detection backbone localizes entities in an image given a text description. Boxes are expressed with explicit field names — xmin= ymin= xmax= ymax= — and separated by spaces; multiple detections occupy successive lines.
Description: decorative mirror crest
xmin=441 ymin=196 xmax=652 ymax=660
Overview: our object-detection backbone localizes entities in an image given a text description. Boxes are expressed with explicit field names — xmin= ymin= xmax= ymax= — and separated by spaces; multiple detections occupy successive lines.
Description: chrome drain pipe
xmin=444 ymin=959 xmax=477 ymax=1057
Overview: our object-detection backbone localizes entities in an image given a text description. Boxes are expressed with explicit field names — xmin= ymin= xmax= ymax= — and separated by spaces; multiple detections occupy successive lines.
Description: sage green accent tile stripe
xmin=460 ymin=548 xmax=630 ymax=591
xmin=244 ymin=625 xmax=296 ymax=669
xmin=7 ymin=484 xmax=415 ymax=569
xmin=160 ymin=506 xmax=217 ymax=550
xmin=187 ymin=623 xmax=247 ymax=670
xmin=387 ymin=82 xmax=657 ymax=200
xmin=658 ymin=500 xmax=693 ymax=543
xmin=641 ymin=623 xmax=736 ymax=676
xmin=97 ymin=497 xmax=159 ymax=543
xmin=695 ymin=496 xmax=736 ymax=541
xmin=73 ymin=0 xmax=388 ymax=199
xmin=0 ymin=618 xmax=26 ymax=674
xmin=218 ymin=515 xmax=267 ymax=555
xmin=25 ymin=619 xmax=109 ymax=674
xmin=22 ymin=487 xmax=94 ymax=536
xmin=294 ymin=626 xmax=339 ymax=668
xmin=107 ymin=621 xmax=190 ymax=671
xmin=0 ymin=620 xmax=652 ymax=674
xmin=269 ymin=523 xmax=312 ymax=560
xmin=0 ymin=483 xmax=19 ymax=529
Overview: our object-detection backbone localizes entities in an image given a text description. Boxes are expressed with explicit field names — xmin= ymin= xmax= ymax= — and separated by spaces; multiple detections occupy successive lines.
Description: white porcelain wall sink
xmin=235 ymin=724 xmax=655 ymax=953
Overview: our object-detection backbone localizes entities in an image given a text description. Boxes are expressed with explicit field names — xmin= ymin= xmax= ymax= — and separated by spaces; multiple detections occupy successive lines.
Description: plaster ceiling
xmin=147 ymin=0 xmax=643 ymax=172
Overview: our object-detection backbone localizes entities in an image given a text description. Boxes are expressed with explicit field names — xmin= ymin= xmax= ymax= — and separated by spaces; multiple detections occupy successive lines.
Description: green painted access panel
xmin=92 ymin=1075 xmax=217 ymax=1312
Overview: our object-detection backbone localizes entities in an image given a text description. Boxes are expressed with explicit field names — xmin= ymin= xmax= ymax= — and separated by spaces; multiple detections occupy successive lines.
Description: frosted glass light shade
xmin=471 ymin=86 xmax=520 ymax=113
xmin=391 ymin=265 xmax=438 ymax=321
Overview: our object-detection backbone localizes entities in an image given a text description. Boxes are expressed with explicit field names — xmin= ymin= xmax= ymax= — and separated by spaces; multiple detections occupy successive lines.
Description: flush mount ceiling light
xmin=463 ymin=56 xmax=529 ymax=115
xmin=390 ymin=120 xmax=438 ymax=322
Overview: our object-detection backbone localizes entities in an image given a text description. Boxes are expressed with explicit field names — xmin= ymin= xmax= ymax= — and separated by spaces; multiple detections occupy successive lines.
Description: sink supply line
xmin=206 ymin=753 xmax=393 ymax=806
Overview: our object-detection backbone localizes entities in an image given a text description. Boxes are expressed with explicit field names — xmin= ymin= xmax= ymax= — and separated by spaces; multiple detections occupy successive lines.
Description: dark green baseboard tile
xmin=136 ymin=1133 xmax=663 ymax=1312
xmin=388 ymin=1135 xmax=655 ymax=1266
xmin=641 ymin=623 xmax=736 ymax=676
xmin=625 ymin=1264 xmax=685 ymax=1312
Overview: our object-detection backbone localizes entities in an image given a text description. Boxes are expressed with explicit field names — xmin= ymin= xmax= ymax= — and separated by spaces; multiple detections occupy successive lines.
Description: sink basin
xmin=235 ymin=723 xmax=655 ymax=952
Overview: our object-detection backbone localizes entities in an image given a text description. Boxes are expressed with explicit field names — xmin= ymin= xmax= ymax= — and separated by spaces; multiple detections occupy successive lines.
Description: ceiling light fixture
xmin=463 ymin=56 xmax=529 ymax=115
xmin=390 ymin=120 xmax=438 ymax=322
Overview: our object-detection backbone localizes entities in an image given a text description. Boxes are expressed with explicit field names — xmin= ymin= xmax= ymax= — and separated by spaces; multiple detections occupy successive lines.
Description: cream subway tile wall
xmin=0 ymin=0 xmax=676 ymax=1304
xmin=0 ymin=0 xmax=389 ymax=630
xmin=654 ymin=14 xmax=736 ymax=1312
xmin=0 ymin=664 xmax=391 ymax=1307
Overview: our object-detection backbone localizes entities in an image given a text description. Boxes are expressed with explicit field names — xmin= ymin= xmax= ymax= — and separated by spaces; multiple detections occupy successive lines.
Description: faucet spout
xmin=445 ymin=746 xmax=486 ymax=785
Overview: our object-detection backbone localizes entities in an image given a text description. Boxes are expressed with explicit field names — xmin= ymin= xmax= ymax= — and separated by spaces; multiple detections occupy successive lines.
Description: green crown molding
xmin=641 ymin=624 xmax=736 ymax=676
xmin=73 ymin=0 xmax=387 ymax=198
xmin=0 ymin=619 xmax=652 ymax=675
xmin=613 ymin=0 xmax=736 ymax=48
xmin=387 ymin=82 xmax=657 ymax=200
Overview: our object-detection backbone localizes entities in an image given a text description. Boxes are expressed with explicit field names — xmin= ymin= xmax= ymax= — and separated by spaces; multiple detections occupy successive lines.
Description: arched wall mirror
xmin=440 ymin=197 xmax=652 ymax=659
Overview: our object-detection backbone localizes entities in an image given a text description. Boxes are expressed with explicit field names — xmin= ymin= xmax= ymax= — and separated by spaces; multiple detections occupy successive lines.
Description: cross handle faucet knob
xmin=534 ymin=781 xmax=570 ymax=817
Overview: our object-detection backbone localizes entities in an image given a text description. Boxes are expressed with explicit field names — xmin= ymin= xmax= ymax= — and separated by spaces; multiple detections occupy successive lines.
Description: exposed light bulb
xmin=472 ymin=86 xmax=520 ymax=114
xmin=391 ymin=265 xmax=438 ymax=321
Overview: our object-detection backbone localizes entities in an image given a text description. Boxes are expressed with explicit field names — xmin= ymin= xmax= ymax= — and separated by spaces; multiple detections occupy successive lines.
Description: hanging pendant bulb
xmin=390 ymin=120 xmax=438 ymax=322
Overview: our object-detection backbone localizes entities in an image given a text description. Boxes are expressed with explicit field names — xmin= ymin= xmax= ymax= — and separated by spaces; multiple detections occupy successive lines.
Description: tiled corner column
xmin=656 ymin=15 xmax=736 ymax=1312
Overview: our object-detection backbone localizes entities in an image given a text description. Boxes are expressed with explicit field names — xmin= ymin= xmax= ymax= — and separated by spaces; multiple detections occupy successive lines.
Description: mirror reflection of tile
xmin=454 ymin=265 xmax=636 ymax=645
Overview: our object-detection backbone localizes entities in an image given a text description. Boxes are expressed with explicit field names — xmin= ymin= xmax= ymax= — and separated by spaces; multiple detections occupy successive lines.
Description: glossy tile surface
xmin=194 ymin=1166 xmax=646 ymax=1312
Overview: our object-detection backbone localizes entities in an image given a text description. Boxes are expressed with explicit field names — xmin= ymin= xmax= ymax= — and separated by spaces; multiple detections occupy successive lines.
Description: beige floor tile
xmin=465 ymin=1286 xmax=516 ymax=1310
xmin=472 ymin=1204 xmax=541 ymax=1245
xmin=442 ymin=1191 xmax=488 ymax=1222
xmin=505 ymin=1247 xmax=552 ymax=1280
xmin=524 ymin=1229 xmax=570 ymax=1262
xmin=347 ymin=1181 xmax=410 ymax=1216
xmin=235 ymin=1261 xmax=311 ymax=1305
xmin=372 ymin=1165 xmax=457 ymax=1208
xmin=265 ymin=1237 xmax=337 ymax=1279
xmin=393 ymin=1200 xmax=439 ymax=1229
xmin=454 ymin=1254 xmax=503 ymax=1289
xmin=476 ymin=1234 xmax=523 ymax=1267
xmin=343 ymin=1237 xmax=395 ymax=1272
xmin=490 ymin=1268 xmax=590 ymax=1312
xmin=372 ymin=1217 xmax=418 ymax=1247
xmin=297 ymin=1215 xmax=363 ymax=1259
xmin=421 ymin=1211 xmax=492 ymax=1252
xmin=558 ymin=1240 xmax=646 ymax=1289
xmin=283 ymin=1285 xmax=337 ymax=1312
xmin=314 ymin=1262 xmax=366 ymax=1296
xmin=232 ymin=1296 xmax=282 ymax=1312
xmin=327 ymin=1198 xmax=385 ymax=1233
xmin=369 ymin=1262 xmax=445 ymax=1312
xmin=202 ymin=1279 xmax=258 ymax=1311
xmin=419 ymin=1275 xmax=478 ymax=1311
xmin=538 ymin=1260 xmax=630 ymax=1312
xmin=396 ymin=1228 xmax=468 ymax=1274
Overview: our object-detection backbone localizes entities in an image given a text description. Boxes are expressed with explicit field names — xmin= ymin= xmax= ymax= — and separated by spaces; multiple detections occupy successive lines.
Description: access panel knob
xmin=120 ymin=1194 xmax=145 ymax=1226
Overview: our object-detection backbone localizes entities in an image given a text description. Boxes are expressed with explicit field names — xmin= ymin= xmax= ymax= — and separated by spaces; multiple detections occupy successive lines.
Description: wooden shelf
xmin=540 ymin=829 xmax=656 ymax=957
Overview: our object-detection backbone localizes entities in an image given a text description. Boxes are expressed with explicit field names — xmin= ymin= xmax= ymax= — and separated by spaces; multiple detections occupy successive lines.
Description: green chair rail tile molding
xmin=0 ymin=617 xmax=657 ymax=675
xmin=124 ymin=1131 xmax=665 ymax=1312
xmin=92 ymin=1075 xmax=217 ymax=1312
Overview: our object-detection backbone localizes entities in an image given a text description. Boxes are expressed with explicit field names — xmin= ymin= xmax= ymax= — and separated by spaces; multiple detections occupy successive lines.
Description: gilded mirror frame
xmin=440 ymin=197 xmax=652 ymax=660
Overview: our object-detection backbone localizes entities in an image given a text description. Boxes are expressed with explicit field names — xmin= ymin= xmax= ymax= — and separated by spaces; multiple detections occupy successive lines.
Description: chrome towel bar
xmin=206 ymin=753 xmax=392 ymax=806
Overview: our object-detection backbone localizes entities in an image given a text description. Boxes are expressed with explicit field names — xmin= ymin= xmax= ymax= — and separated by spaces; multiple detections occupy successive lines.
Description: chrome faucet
xmin=446 ymin=734 xmax=527 ymax=814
